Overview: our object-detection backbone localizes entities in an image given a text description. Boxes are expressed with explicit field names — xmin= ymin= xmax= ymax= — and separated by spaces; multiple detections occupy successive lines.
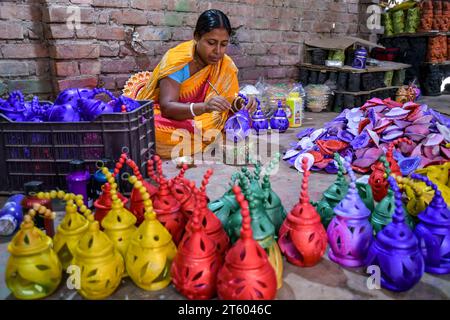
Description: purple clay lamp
xmin=327 ymin=156 xmax=373 ymax=268
xmin=365 ymin=176 xmax=424 ymax=292
xmin=270 ymin=101 xmax=289 ymax=133
xmin=251 ymin=98 xmax=269 ymax=134
xmin=410 ymin=173 xmax=450 ymax=274
xmin=224 ymin=95 xmax=251 ymax=143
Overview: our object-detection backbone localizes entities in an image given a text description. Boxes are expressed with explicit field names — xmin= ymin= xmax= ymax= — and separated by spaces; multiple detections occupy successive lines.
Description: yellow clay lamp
xmin=5 ymin=204 xmax=62 ymax=299
xmin=72 ymin=214 xmax=124 ymax=299
xmin=100 ymin=168 xmax=137 ymax=261
xmin=125 ymin=175 xmax=177 ymax=291
xmin=37 ymin=191 xmax=90 ymax=270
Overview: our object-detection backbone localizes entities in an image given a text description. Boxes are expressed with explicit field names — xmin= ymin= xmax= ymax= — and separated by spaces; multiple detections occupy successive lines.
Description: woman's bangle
xmin=189 ymin=102 xmax=196 ymax=117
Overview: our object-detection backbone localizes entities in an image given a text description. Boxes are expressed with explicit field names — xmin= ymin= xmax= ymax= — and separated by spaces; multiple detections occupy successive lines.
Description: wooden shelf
xmin=423 ymin=60 xmax=450 ymax=66
xmin=380 ymin=31 xmax=450 ymax=39
xmin=335 ymin=86 xmax=402 ymax=96
xmin=298 ymin=61 xmax=411 ymax=74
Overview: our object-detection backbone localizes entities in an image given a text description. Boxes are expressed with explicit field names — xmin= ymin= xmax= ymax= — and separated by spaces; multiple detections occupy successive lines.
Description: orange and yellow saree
xmin=133 ymin=40 xmax=239 ymax=159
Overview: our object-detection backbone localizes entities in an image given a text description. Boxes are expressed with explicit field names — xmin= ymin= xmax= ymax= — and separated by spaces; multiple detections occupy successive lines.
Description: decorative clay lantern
xmin=149 ymin=155 xmax=186 ymax=245
xmin=278 ymin=157 xmax=328 ymax=267
xmin=365 ymin=176 xmax=424 ymax=292
xmin=125 ymin=175 xmax=177 ymax=291
xmin=314 ymin=153 xmax=349 ymax=228
xmin=5 ymin=205 xmax=61 ymax=300
xmin=217 ymin=185 xmax=277 ymax=300
xmin=327 ymin=157 xmax=373 ymax=267
xmin=171 ymin=185 xmax=222 ymax=300
xmin=411 ymin=173 xmax=450 ymax=274
xmin=72 ymin=215 xmax=124 ymax=299
xmin=225 ymin=173 xmax=283 ymax=289
xmin=100 ymin=168 xmax=137 ymax=261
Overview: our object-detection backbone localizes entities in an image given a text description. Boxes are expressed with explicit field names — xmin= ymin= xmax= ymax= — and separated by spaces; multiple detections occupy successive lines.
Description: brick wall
xmin=0 ymin=0 xmax=360 ymax=98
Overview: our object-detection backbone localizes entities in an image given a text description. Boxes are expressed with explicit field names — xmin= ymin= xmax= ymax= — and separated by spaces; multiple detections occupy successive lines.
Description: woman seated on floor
xmin=133 ymin=9 xmax=256 ymax=159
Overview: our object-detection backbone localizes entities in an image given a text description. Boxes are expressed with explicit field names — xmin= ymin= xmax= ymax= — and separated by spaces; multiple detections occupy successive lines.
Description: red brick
xmin=283 ymin=31 xmax=302 ymax=42
xmin=348 ymin=4 xmax=359 ymax=14
xmin=233 ymin=56 xmax=256 ymax=68
xmin=93 ymin=0 xmax=129 ymax=8
xmin=286 ymin=67 xmax=299 ymax=79
xmin=0 ymin=22 xmax=24 ymax=39
xmin=147 ymin=11 xmax=165 ymax=26
xmin=172 ymin=28 xmax=194 ymax=41
xmin=111 ymin=10 xmax=148 ymax=25
xmin=167 ymin=0 xmax=199 ymax=12
xmin=57 ymin=76 xmax=98 ymax=91
xmin=241 ymin=43 xmax=267 ymax=55
xmin=97 ymin=26 xmax=125 ymax=40
xmin=80 ymin=61 xmax=101 ymax=75
xmin=260 ymin=31 xmax=282 ymax=43
xmin=1 ymin=44 xmax=49 ymax=58
xmin=7 ymin=79 xmax=53 ymax=94
xmin=256 ymin=55 xmax=280 ymax=66
xmin=26 ymin=23 xmax=43 ymax=39
xmin=280 ymin=55 xmax=300 ymax=66
xmin=76 ymin=25 xmax=97 ymax=39
xmin=119 ymin=45 xmax=136 ymax=57
xmin=0 ymin=61 xmax=30 ymax=76
xmin=44 ymin=6 xmax=94 ymax=23
xmin=136 ymin=26 xmax=171 ymax=41
xmin=115 ymin=74 xmax=131 ymax=88
xmin=329 ymin=2 xmax=348 ymax=13
xmin=249 ymin=18 xmax=270 ymax=30
xmin=235 ymin=29 xmax=260 ymax=43
xmin=55 ymin=61 xmax=80 ymax=76
xmin=47 ymin=24 xmax=75 ymax=39
xmin=35 ymin=60 xmax=51 ymax=76
xmin=267 ymin=67 xmax=287 ymax=79
xmin=0 ymin=4 xmax=41 ymax=21
xmin=269 ymin=44 xmax=290 ymax=55
xmin=101 ymin=58 xmax=137 ymax=73
xmin=302 ymin=10 xmax=321 ymax=21
xmin=100 ymin=44 xmax=120 ymax=57
xmin=226 ymin=44 xmax=242 ymax=56
xmin=51 ymin=44 xmax=100 ymax=59
xmin=154 ymin=42 xmax=176 ymax=55
xmin=239 ymin=67 xmax=267 ymax=81
xmin=70 ymin=0 xmax=93 ymax=4
xmin=98 ymin=11 xmax=110 ymax=23
xmin=131 ymin=0 xmax=165 ymax=11
xmin=99 ymin=75 xmax=116 ymax=90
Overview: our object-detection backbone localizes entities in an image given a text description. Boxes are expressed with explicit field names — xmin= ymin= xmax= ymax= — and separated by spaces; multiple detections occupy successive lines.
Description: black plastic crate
xmin=0 ymin=100 xmax=155 ymax=195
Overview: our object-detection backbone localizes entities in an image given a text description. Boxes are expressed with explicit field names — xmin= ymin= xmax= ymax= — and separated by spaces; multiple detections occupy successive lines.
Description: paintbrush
xmin=207 ymin=80 xmax=236 ymax=114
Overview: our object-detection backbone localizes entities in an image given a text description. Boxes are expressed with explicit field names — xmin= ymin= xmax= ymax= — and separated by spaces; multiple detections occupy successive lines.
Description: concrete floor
xmin=0 ymin=96 xmax=449 ymax=300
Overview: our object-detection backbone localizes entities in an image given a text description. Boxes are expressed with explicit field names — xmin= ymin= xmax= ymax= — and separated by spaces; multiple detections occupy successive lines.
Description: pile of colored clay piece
xmin=284 ymin=97 xmax=450 ymax=174
xmin=0 ymin=88 xmax=140 ymax=122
